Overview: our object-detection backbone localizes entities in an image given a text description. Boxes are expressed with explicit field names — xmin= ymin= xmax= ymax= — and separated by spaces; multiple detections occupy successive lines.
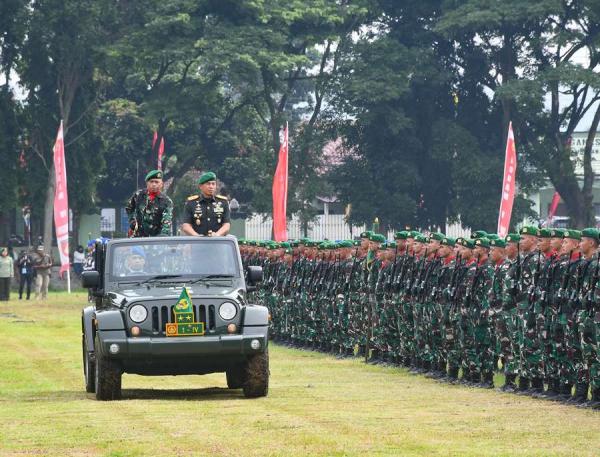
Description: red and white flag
xmin=157 ymin=137 xmax=165 ymax=170
xmin=272 ymin=124 xmax=289 ymax=242
xmin=497 ymin=122 xmax=517 ymax=237
xmin=53 ymin=121 xmax=70 ymax=275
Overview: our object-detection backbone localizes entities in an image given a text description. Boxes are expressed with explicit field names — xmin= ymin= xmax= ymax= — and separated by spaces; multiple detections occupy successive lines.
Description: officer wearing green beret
xmin=125 ymin=169 xmax=173 ymax=237
xmin=181 ymin=171 xmax=231 ymax=237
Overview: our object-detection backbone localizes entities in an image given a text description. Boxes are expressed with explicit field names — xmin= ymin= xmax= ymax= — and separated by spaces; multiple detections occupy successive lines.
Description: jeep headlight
xmin=129 ymin=304 xmax=148 ymax=323
xmin=219 ymin=302 xmax=237 ymax=320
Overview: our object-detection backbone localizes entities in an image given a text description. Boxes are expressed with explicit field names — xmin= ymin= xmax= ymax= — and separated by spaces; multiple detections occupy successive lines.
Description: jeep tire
xmin=94 ymin=336 xmax=122 ymax=400
xmin=82 ymin=335 xmax=95 ymax=393
xmin=243 ymin=348 xmax=269 ymax=398
xmin=226 ymin=365 xmax=246 ymax=389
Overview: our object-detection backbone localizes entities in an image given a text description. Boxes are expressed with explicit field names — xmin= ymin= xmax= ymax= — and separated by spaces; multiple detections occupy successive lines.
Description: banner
xmin=53 ymin=121 xmax=70 ymax=275
xmin=548 ymin=191 xmax=561 ymax=221
xmin=497 ymin=122 xmax=517 ymax=237
xmin=157 ymin=137 xmax=165 ymax=170
xmin=272 ymin=124 xmax=289 ymax=241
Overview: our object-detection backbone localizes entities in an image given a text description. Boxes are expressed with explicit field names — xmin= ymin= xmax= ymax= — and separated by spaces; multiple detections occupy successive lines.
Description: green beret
xmin=410 ymin=231 xmax=421 ymax=238
xmin=386 ymin=241 xmax=397 ymax=250
xmin=289 ymin=240 xmax=300 ymax=247
xmin=284 ymin=248 xmax=293 ymax=254
xmin=369 ymin=233 xmax=386 ymax=243
xmin=429 ymin=232 xmax=445 ymax=242
xmin=582 ymin=228 xmax=600 ymax=240
xmin=563 ymin=229 xmax=582 ymax=240
xmin=550 ymin=228 xmax=565 ymax=238
xmin=505 ymin=233 xmax=521 ymax=243
xmin=280 ymin=242 xmax=291 ymax=249
xmin=520 ymin=226 xmax=539 ymax=237
xmin=474 ymin=238 xmax=490 ymax=248
xmin=538 ymin=228 xmax=552 ymax=238
xmin=317 ymin=242 xmax=328 ymax=250
xmin=145 ymin=169 xmax=163 ymax=181
xmin=414 ymin=234 xmax=429 ymax=244
xmin=458 ymin=238 xmax=474 ymax=249
xmin=486 ymin=234 xmax=500 ymax=240
xmin=299 ymin=238 xmax=311 ymax=245
xmin=266 ymin=242 xmax=279 ymax=250
xmin=360 ymin=231 xmax=373 ymax=239
xmin=441 ymin=237 xmax=456 ymax=247
xmin=394 ymin=231 xmax=409 ymax=240
xmin=198 ymin=171 xmax=217 ymax=185
xmin=490 ymin=239 xmax=506 ymax=248
xmin=353 ymin=240 xmax=361 ymax=247
xmin=471 ymin=230 xmax=488 ymax=239
xmin=338 ymin=240 xmax=353 ymax=248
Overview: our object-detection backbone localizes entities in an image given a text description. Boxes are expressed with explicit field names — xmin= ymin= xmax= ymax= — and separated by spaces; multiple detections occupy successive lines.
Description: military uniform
xmin=183 ymin=194 xmax=230 ymax=236
xmin=126 ymin=190 xmax=173 ymax=237
xmin=126 ymin=170 xmax=173 ymax=238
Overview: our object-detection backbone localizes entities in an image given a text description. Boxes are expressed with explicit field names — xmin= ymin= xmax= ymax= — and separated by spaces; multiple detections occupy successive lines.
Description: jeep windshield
xmin=108 ymin=240 xmax=240 ymax=282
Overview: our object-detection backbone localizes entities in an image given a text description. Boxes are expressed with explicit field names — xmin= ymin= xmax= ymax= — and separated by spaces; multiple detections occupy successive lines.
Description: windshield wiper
xmin=189 ymin=274 xmax=235 ymax=284
xmin=136 ymin=274 xmax=183 ymax=286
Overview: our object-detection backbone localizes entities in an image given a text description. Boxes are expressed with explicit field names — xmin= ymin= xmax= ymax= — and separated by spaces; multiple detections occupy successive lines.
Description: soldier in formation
xmin=240 ymin=227 xmax=600 ymax=408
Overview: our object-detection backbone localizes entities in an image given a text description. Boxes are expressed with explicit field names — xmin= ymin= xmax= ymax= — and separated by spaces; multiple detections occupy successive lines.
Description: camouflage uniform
xmin=125 ymin=189 xmax=173 ymax=237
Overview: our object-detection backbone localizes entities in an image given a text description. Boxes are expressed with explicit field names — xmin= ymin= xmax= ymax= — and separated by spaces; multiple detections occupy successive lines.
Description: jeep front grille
xmin=150 ymin=304 xmax=216 ymax=334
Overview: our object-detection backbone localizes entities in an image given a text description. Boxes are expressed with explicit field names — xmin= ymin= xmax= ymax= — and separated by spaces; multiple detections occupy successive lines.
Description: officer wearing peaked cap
xmin=181 ymin=171 xmax=231 ymax=237
xmin=125 ymin=169 xmax=173 ymax=237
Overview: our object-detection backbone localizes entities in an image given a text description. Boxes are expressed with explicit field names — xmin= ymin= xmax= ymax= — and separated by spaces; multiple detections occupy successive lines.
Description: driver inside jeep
xmin=120 ymin=247 xmax=147 ymax=276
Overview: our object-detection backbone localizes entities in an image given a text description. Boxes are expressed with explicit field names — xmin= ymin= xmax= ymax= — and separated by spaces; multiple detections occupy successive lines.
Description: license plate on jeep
xmin=166 ymin=322 xmax=205 ymax=336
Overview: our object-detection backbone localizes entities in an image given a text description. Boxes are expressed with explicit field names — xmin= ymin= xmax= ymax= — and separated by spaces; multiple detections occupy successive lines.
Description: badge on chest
xmin=194 ymin=203 xmax=203 ymax=226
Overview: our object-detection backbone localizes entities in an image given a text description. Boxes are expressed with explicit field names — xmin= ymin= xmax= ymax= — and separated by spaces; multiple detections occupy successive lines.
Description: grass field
xmin=1 ymin=293 xmax=600 ymax=456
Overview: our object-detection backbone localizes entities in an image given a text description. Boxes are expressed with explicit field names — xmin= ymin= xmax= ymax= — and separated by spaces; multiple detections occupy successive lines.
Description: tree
xmin=437 ymin=0 xmax=600 ymax=227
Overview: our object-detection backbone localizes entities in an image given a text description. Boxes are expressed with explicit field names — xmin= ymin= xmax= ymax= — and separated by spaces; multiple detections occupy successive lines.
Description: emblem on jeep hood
xmin=166 ymin=287 xmax=205 ymax=336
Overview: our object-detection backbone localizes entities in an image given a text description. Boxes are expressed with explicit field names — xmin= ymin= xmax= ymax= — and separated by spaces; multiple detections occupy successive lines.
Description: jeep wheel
xmin=243 ymin=348 xmax=269 ymax=398
xmin=94 ymin=337 xmax=122 ymax=400
xmin=82 ymin=335 xmax=95 ymax=393
xmin=226 ymin=366 xmax=246 ymax=389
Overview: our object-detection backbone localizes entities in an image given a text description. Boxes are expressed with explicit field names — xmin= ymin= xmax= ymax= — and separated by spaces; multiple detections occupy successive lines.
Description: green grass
xmin=1 ymin=293 xmax=600 ymax=456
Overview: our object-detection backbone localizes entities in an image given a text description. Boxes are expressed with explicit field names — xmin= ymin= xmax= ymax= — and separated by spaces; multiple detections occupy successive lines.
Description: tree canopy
xmin=1 ymin=0 xmax=600 ymax=243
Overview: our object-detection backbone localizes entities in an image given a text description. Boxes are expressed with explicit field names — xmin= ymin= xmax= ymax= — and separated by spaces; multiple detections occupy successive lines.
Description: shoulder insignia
xmin=187 ymin=195 xmax=199 ymax=201
xmin=216 ymin=194 xmax=228 ymax=200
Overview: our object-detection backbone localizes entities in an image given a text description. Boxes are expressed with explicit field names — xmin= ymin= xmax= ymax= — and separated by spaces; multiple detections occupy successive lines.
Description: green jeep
xmin=81 ymin=236 xmax=268 ymax=400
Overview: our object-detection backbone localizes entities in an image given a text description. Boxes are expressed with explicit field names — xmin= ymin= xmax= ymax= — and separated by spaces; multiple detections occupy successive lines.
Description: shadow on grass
xmin=122 ymin=387 xmax=245 ymax=401
xmin=4 ymin=387 xmax=245 ymax=402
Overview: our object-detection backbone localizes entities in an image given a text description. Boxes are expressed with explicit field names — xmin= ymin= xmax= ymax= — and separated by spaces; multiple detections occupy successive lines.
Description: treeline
xmin=1 ymin=0 xmax=600 ymax=244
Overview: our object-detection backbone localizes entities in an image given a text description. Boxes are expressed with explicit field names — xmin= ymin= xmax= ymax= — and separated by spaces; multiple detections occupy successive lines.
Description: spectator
xmin=0 ymin=248 xmax=14 ymax=300
xmin=32 ymin=245 xmax=52 ymax=300
xmin=16 ymin=250 xmax=34 ymax=300
xmin=73 ymin=245 xmax=85 ymax=277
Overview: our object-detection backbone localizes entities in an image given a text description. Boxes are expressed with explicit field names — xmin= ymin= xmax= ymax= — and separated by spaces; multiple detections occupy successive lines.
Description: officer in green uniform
xmin=181 ymin=171 xmax=231 ymax=236
xmin=125 ymin=169 xmax=173 ymax=237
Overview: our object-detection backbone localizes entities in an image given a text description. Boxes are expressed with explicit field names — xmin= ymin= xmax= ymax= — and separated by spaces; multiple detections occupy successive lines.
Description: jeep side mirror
xmin=81 ymin=271 xmax=100 ymax=289
xmin=247 ymin=266 xmax=263 ymax=284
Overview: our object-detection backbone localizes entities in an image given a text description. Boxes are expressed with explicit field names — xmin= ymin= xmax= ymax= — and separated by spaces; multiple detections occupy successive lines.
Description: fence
xmin=244 ymin=214 xmax=471 ymax=241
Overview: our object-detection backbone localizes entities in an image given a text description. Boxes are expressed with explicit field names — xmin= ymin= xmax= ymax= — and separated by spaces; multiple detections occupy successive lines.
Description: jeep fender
xmin=81 ymin=306 xmax=96 ymax=352
xmin=242 ymin=304 xmax=269 ymax=326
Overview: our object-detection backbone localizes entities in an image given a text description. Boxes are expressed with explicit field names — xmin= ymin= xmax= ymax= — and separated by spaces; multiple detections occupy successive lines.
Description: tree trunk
xmin=43 ymin=165 xmax=56 ymax=252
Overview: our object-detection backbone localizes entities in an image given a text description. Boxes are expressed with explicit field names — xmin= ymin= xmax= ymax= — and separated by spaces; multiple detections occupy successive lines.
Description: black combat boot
xmin=558 ymin=383 xmax=573 ymax=402
xmin=470 ymin=371 xmax=481 ymax=385
xmin=540 ymin=378 xmax=560 ymax=399
xmin=589 ymin=388 xmax=600 ymax=409
xmin=447 ymin=366 xmax=459 ymax=383
xmin=479 ymin=371 xmax=494 ymax=389
xmin=500 ymin=374 xmax=517 ymax=393
xmin=568 ymin=383 xmax=589 ymax=404
xmin=517 ymin=376 xmax=530 ymax=393
xmin=529 ymin=377 xmax=545 ymax=396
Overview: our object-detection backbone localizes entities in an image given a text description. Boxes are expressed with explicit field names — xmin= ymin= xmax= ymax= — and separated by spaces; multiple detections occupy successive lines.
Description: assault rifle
xmin=585 ymin=256 xmax=600 ymax=314
xmin=557 ymin=251 xmax=574 ymax=314
xmin=527 ymin=250 xmax=542 ymax=306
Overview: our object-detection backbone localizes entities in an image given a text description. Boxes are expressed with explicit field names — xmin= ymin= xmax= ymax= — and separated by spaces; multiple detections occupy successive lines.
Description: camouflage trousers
xmin=517 ymin=302 xmax=545 ymax=379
